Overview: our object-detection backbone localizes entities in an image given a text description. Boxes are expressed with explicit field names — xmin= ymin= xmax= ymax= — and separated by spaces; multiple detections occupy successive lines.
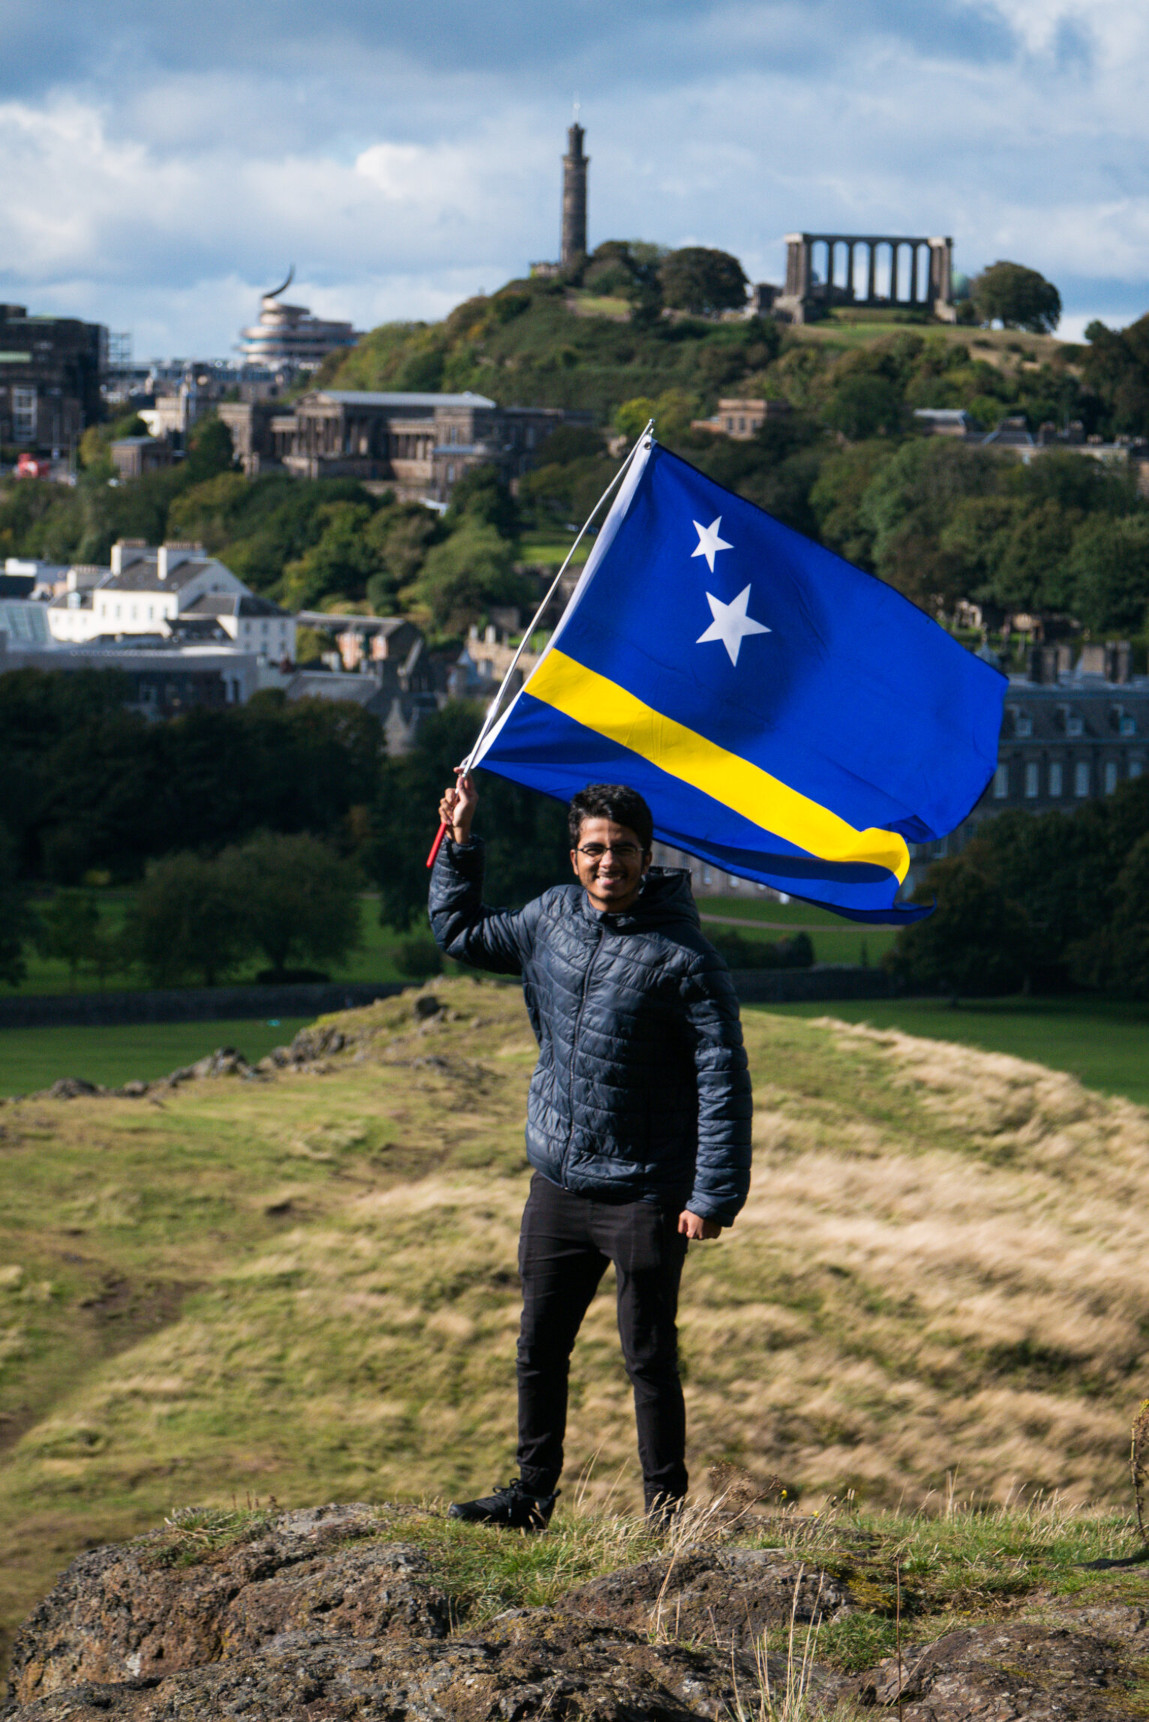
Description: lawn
xmin=695 ymin=894 xmax=900 ymax=967
xmin=6 ymin=893 xmax=435 ymax=998
xmin=0 ymin=981 xmax=1147 ymax=1668
xmin=762 ymin=994 xmax=1149 ymax=1109
xmin=518 ymin=529 xmax=592 ymax=568
xmin=0 ymin=1018 xmax=314 ymax=1098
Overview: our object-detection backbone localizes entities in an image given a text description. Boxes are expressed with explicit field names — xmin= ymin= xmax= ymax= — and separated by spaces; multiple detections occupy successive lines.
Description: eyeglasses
xmin=575 ymin=843 xmax=643 ymax=860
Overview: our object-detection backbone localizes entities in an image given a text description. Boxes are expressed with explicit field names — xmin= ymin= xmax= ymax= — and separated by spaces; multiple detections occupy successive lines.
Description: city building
xmin=0 ymin=629 xmax=257 ymax=715
xmin=46 ymin=540 xmax=295 ymax=661
xmin=691 ymin=398 xmax=792 ymax=439
xmin=0 ymin=303 xmax=106 ymax=453
xmin=904 ymin=647 xmax=1148 ymax=892
xmin=224 ymin=389 xmax=583 ymax=499
xmin=237 ymin=268 xmax=360 ymax=371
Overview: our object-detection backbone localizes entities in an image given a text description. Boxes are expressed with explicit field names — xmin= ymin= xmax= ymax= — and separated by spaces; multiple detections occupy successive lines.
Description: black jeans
xmin=516 ymin=1171 xmax=689 ymax=1508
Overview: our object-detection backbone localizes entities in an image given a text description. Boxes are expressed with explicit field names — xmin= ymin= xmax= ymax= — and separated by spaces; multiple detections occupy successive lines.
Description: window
xmin=1024 ymin=761 xmax=1039 ymax=798
xmin=993 ymin=763 xmax=1009 ymax=799
xmin=1048 ymin=761 xmax=1063 ymax=797
xmin=1130 ymin=758 xmax=1143 ymax=779
xmin=728 ymin=874 xmax=739 ymax=889
xmin=1065 ymin=711 xmax=1084 ymax=737
xmin=701 ymin=867 xmax=712 ymax=886
xmin=1074 ymin=760 xmax=1090 ymax=797
xmin=1104 ymin=759 xmax=1118 ymax=794
xmin=1010 ymin=706 xmax=1033 ymax=737
xmin=11 ymin=386 xmax=36 ymax=443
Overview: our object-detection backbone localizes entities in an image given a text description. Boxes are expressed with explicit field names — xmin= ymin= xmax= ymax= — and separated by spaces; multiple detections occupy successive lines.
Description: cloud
xmin=0 ymin=0 xmax=1147 ymax=352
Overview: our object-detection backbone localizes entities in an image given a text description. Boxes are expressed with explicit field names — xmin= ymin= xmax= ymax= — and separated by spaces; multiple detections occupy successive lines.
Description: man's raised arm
xmin=428 ymin=774 xmax=535 ymax=975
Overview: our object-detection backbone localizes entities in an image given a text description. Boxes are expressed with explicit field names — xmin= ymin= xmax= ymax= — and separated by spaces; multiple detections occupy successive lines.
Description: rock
xmin=852 ymin=1619 xmax=1137 ymax=1718
xmin=7 ymin=1505 xmax=449 ymax=1705
xmin=557 ymin=1548 xmax=850 ymax=1648
xmin=288 ymin=1027 xmax=346 ymax=1063
xmin=2 ymin=1615 xmax=844 ymax=1722
xmin=46 ymin=1080 xmax=99 ymax=1100
xmin=114 ymin=1083 xmax=148 ymax=1099
xmin=413 ymin=996 xmax=441 ymax=1021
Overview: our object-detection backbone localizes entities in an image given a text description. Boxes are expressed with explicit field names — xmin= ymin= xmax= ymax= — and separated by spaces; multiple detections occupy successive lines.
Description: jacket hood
xmin=580 ymin=865 xmax=700 ymax=932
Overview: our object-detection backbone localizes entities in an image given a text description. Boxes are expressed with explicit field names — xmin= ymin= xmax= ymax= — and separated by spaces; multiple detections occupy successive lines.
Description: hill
xmin=0 ymin=981 xmax=1147 ymax=1670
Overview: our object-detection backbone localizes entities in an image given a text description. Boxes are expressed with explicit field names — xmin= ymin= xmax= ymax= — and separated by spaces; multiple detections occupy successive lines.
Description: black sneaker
xmin=448 ymin=1479 xmax=558 ymax=1531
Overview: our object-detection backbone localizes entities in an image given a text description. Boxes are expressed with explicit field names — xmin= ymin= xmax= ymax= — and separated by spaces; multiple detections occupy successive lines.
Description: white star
xmin=691 ymin=516 xmax=733 ymax=573
xmin=697 ymin=585 xmax=771 ymax=667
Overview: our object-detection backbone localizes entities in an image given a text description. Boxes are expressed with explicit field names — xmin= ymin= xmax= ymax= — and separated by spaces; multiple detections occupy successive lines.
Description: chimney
xmin=110 ymin=538 xmax=147 ymax=576
xmin=157 ymin=541 xmax=203 ymax=581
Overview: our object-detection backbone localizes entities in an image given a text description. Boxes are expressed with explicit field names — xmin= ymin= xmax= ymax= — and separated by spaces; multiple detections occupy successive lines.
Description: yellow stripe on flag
xmin=526 ymin=650 xmax=910 ymax=882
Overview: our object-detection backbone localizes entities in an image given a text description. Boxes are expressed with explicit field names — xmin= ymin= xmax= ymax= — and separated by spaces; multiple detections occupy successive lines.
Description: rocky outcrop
xmin=7 ymin=1507 xmax=449 ymax=1705
xmin=4 ymin=1506 xmax=1149 ymax=1721
xmin=852 ymin=1616 xmax=1149 ymax=1718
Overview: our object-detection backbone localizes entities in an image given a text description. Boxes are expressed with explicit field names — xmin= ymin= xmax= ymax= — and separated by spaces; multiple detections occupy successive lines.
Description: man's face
xmin=571 ymin=816 xmax=651 ymax=914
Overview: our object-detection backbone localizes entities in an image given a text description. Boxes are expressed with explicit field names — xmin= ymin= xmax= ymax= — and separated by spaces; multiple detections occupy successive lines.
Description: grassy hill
xmin=0 ymin=980 xmax=1147 ymax=1667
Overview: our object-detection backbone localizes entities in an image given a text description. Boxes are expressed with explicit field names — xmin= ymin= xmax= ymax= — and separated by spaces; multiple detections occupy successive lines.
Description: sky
xmin=1 ymin=0 xmax=1147 ymax=358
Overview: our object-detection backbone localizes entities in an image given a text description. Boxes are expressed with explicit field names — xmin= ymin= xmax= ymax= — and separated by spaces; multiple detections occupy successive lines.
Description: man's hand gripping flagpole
xmin=424 ymin=422 xmax=655 ymax=868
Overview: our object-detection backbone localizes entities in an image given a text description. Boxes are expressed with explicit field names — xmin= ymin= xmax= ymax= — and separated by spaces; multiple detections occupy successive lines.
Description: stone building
xmin=904 ymin=650 xmax=1148 ymax=892
xmin=0 ymin=303 xmax=106 ymax=452
xmin=775 ymin=233 xmax=955 ymax=324
xmin=690 ymin=398 xmax=791 ymax=439
xmin=223 ymin=389 xmax=582 ymax=498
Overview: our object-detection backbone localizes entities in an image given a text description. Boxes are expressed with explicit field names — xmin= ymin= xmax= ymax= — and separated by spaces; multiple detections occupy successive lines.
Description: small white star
xmin=697 ymin=585 xmax=771 ymax=667
xmin=691 ymin=516 xmax=733 ymax=574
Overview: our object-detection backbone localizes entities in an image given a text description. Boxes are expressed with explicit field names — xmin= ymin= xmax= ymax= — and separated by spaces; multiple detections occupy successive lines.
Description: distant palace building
xmin=237 ymin=268 xmax=361 ymax=372
xmin=220 ymin=388 xmax=588 ymax=500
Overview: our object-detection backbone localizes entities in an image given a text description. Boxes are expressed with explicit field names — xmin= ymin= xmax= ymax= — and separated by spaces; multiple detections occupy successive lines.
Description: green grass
xmin=0 ymin=982 xmax=1147 ymax=1673
xmin=518 ymin=529 xmax=592 ymax=568
xmin=0 ymin=1018 xmax=313 ymax=1097
xmin=695 ymin=895 xmax=899 ymax=967
xmin=760 ymin=994 xmax=1149 ymax=1108
xmin=5 ymin=894 xmax=432 ymax=997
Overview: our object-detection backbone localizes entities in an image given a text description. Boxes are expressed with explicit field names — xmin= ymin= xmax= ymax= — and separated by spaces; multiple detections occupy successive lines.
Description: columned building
xmin=223 ymin=389 xmax=586 ymax=499
xmin=776 ymin=233 xmax=955 ymax=324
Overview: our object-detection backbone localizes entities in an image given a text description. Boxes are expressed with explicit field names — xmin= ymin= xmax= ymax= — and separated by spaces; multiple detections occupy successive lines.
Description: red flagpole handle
xmin=426 ymin=820 xmax=449 ymax=868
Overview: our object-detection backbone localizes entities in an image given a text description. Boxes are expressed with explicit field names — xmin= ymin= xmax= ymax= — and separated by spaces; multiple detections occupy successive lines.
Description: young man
xmin=429 ymin=776 xmax=752 ymax=1529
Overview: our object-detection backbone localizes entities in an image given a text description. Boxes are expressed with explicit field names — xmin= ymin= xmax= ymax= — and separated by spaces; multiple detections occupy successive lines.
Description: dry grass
xmin=0 ymin=980 xmax=1147 ymax=1663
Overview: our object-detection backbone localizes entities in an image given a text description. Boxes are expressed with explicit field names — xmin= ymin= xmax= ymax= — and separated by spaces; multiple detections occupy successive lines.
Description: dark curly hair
xmin=567 ymin=784 xmax=654 ymax=850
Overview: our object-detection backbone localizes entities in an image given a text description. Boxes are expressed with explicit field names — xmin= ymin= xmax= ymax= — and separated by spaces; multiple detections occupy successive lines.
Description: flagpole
xmin=425 ymin=420 xmax=654 ymax=867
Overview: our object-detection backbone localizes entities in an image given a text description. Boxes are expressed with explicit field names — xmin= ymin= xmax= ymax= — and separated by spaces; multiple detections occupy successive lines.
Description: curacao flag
xmin=471 ymin=436 xmax=1006 ymax=922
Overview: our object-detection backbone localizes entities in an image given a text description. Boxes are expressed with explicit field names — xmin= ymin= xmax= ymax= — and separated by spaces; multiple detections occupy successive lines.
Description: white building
xmin=47 ymin=540 xmax=295 ymax=661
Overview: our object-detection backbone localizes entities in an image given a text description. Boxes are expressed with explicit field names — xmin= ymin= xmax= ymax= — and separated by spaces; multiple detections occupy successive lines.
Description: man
xmin=429 ymin=775 xmax=752 ymax=1530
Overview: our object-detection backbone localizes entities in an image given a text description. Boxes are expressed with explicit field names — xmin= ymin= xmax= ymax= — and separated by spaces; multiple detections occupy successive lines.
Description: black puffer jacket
xmin=429 ymin=839 xmax=752 ymax=1222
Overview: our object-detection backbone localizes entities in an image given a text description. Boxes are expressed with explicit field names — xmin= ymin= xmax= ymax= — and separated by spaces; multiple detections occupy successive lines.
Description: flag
xmin=472 ymin=438 xmax=1006 ymax=921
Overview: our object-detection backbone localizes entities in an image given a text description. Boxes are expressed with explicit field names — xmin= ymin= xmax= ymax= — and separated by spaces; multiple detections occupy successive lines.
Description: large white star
xmin=697 ymin=585 xmax=771 ymax=667
xmin=691 ymin=516 xmax=733 ymax=573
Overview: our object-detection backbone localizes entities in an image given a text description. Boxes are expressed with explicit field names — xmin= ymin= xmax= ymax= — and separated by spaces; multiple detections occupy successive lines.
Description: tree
xmin=367 ymin=701 xmax=569 ymax=930
xmin=1083 ymin=832 xmax=1149 ymax=998
xmin=1066 ymin=514 xmax=1149 ymax=634
xmin=0 ymin=823 xmax=29 ymax=988
xmin=886 ymin=853 xmax=1033 ymax=997
xmin=406 ymin=515 xmax=527 ymax=634
xmin=34 ymin=890 xmax=106 ymax=991
xmin=971 ymin=262 xmax=1061 ymax=334
xmin=658 ymin=248 xmax=748 ymax=317
xmin=1083 ymin=314 xmax=1149 ymax=436
xmin=224 ymin=831 xmax=361 ymax=981
xmin=128 ymin=852 xmax=251 ymax=987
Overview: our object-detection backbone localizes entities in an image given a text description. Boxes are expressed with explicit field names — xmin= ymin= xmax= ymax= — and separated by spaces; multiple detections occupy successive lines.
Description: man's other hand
xmin=678 ymin=1211 xmax=722 ymax=1240
xmin=439 ymin=773 xmax=478 ymax=844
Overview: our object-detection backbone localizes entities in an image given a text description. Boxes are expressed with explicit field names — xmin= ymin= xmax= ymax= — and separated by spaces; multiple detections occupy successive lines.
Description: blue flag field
xmin=472 ymin=437 xmax=1006 ymax=921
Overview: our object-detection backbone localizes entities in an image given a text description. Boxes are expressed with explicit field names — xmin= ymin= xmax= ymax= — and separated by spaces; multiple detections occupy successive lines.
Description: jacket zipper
xmin=562 ymin=923 xmax=604 ymax=1186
